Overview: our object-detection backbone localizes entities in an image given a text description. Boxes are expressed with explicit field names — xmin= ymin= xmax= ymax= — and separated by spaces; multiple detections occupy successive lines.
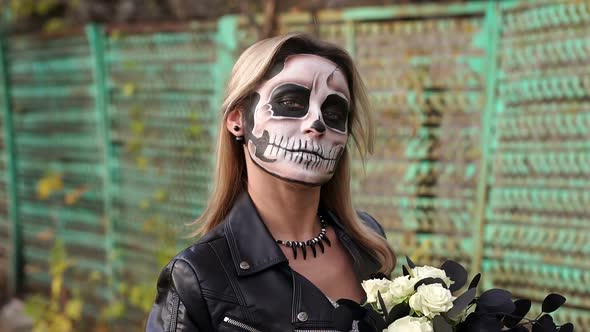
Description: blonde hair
xmin=191 ymin=33 xmax=395 ymax=274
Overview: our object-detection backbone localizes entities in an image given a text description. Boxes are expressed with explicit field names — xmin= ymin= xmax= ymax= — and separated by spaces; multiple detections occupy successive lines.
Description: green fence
xmin=0 ymin=0 xmax=588 ymax=329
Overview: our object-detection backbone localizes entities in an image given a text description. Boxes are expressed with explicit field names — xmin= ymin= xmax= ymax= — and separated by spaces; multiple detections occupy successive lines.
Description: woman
xmin=146 ymin=33 xmax=395 ymax=332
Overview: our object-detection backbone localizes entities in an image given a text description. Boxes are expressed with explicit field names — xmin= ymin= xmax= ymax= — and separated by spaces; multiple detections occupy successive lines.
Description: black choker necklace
xmin=275 ymin=213 xmax=331 ymax=260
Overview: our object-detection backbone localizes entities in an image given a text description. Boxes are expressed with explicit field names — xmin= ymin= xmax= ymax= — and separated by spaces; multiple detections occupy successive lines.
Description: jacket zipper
xmin=222 ymin=317 xmax=341 ymax=332
xmin=223 ymin=317 xmax=262 ymax=332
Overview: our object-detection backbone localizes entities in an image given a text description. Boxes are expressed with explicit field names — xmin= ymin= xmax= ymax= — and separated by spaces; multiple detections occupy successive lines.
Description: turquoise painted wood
xmin=482 ymin=1 xmax=590 ymax=328
xmin=102 ymin=19 xmax=234 ymax=324
xmin=5 ymin=32 xmax=110 ymax=319
xmin=275 ymin=3 xmax=493 ymax=273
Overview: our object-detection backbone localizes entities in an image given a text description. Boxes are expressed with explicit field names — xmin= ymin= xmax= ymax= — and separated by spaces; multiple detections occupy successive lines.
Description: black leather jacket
xmin=146 ymin=192 xmax=386 ymax=332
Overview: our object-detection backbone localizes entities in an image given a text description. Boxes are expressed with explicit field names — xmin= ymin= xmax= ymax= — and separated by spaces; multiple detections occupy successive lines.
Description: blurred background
xmin=0 ymin=0 xmax=588 ymax=331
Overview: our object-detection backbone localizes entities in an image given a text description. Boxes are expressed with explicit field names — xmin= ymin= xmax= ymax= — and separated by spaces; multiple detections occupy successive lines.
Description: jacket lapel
xmin=224 ymin=192 xmax=288 ymax=277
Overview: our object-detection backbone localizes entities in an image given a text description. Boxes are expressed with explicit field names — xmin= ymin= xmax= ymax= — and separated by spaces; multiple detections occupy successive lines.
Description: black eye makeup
xmin=321 ymin=94 xmax=349 ymax=132
xmin=269 ymin=84 xmax=310 ymax=118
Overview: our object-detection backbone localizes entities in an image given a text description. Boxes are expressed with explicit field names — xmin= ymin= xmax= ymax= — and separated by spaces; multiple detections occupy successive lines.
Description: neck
xmin=245 ymin=160 xmax=323 ymax=242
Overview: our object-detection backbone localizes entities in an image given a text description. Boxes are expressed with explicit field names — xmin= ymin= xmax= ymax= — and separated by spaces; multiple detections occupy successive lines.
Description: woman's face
xmin=243 ymin=54 xmax=350 ymax=186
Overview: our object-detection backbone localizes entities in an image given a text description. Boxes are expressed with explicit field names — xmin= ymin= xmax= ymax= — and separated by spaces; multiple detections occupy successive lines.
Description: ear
xmin=226 ymin=108 xmax=244 ymax=136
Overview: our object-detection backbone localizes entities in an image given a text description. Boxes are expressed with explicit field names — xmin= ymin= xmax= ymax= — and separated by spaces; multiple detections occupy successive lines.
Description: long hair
xmin=190 ymin=33 xmax=395 ymax=274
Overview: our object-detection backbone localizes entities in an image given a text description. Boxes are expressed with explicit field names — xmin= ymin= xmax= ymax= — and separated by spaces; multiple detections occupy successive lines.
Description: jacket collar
xmin=224 ymin=192 xmax=288 ymax=276
xmin=325 ymin=209 xmax=382 ymax=281
xmin=224 ymin=191 xmax=381 ymax=280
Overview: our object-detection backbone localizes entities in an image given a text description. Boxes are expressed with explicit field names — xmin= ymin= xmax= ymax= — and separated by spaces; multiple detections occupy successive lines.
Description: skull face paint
xmin=243 ymin=54 xmax=350 ymax=186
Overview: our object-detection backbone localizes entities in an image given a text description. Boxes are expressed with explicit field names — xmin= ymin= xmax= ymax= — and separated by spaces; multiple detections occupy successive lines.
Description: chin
xmin=256 ymin=161 xmax=334 ymax=187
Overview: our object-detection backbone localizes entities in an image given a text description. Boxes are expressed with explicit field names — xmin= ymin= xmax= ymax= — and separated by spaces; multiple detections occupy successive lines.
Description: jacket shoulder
xmin=356 ymin=210 xmax=386 ymax=238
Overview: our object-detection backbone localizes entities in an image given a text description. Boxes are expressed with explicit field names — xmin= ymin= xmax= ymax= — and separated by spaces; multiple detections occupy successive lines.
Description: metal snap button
xmin=297 ymin=311 xmax=308 ymax=322
xmin=239 ymin=261 xmax=250 ymax=270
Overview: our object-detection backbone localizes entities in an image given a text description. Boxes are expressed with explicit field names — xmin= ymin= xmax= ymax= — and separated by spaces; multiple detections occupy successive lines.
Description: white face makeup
xmin=242 ymin=54 xmax=351 ymax=186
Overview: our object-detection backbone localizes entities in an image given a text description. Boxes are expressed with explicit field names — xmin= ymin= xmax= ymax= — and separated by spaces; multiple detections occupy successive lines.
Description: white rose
xmin=409 ymin=284 xmax=455 ymax=318
xmin=388 ymin=275 xmax=415 ymax=304
xmin=411 ymin=266 xmax=453 ymax=288
xmin=362 ymin=278 xmax=396 ymax=311
xmin=384 ymin=316 xmax=433 ymax=332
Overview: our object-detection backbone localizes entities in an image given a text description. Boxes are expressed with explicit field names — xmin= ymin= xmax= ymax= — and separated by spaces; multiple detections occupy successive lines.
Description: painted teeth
xmin=261 ymin=135 xmax=343 ymax=173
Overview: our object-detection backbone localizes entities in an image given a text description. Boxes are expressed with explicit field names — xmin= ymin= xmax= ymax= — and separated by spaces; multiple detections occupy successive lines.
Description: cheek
xmin=252 ymin=104 xmax=273 ymax=137
xmin=329 ymin=131 xmax=349 ymax=146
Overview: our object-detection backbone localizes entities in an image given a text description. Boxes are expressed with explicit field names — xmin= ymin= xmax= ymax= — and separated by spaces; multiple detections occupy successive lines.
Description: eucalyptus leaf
xmin=433 ymin=315 xmax=453 ymax=332
xmin=447 ymin=287 xmax=476 ymax=319
xmin=414 ymin=277 xmax=447 ymax=291
xmin=406 ymin=255 xmax=416 ymax=269
xmin=377 ymin=291 xmax=388 ymax=316
xmin=542 ymin=294 xmax=566 ymax=314
xmin=386 ymin=302 xmax=410 ymax=324
xmin=559 ymin=323 xmax=574 ymax=332
xmin=441 ymin=260 xmax=467 ymax=292
xmin=402 ymin=265 xmax=410 ymax=277
xmin=468 ymin=273 xmax=481 ymax=290
xmin=503 ymin=299 xmax=531 ymax=328
xmin=477 ymin=289 xmax=514 ymax=314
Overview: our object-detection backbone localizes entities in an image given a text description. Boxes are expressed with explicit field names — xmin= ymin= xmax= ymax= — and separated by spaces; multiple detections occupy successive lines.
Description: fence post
xmin=472 ymin=0 xmax=502 ymax=278
xmin=213 ymin=15 xmax=238 ymax=123
xmin=344 ymin=20 xmax=356 ymax=60
xmin=86 ymin=24 xmax=115 ymax=305
xmin=0 ymin=31 xmax=22 ymax=296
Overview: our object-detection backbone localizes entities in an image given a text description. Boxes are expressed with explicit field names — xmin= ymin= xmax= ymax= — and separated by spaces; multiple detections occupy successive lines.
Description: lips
xmin=265 ymin=134 xmax=341 ymax=162
xmin=248 ymin=130 xmax=343 ymax=173
xmin=280 ymin=148 xmax=334 ymax=161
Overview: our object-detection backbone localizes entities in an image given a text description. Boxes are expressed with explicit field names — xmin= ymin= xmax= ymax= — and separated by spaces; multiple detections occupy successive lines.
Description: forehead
xmin=262 ymin=54 xmax=350 ymax=100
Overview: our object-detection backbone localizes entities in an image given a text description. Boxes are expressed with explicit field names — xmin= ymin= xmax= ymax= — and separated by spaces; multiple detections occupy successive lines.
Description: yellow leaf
xmin=50 ymin=315 xmax=72 ymax=332
xmin=100 ymin=302 xmax=126 ymax=320
xmin=24 ymin=294 xmax=47 ymax=321
xmin=117 ymin=282 xmax=129 ymax=295
xmin=110 ymin=29 xmax=123 ymax=41
xmin=136 ymin=156 xmax=147 ymax=170
xmin=89 ymin=271 xmax=102 ymax=282
xmin=35 ymin=229 xmax=54 ymax=241
xmin=129 ymin=286 xmax=141 ymax=304
xmin=124 ymin=140 xmax=142 ymax=153
xmin=33 ymin=321 xmax=49 ymax=332
xmin=69 ymin=0 xmax=81 ymax=9
xmin=64 ymin=185 xmax=89 ymax=205
xmin=43 ymin=18 xmax=65 ymax=34
xmin=152 ymin=189 xmax=168 ymax=202
xmin=51 ymin=275 xmax=62 ymax=300
xmin=131 ymin=120 xmax=144 ymax=135
xmin=64 ymin=299 xmax=83 ymax=320
xmin=122 ymin=83 xmax=135 ymax=97
xmin=36 ymin=0 xmax=59 ymax=15
xmin=186 ymin=125 xmax=202 ymax=137
xmin=139 ymin=199 xmax=150 ymax=210
xmin=36 ymin=173 xmax=63 ymax=200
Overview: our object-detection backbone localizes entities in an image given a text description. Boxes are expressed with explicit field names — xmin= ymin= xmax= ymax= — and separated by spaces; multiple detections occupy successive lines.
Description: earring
xmin=233 ymin=125 xmax=244 ymax=142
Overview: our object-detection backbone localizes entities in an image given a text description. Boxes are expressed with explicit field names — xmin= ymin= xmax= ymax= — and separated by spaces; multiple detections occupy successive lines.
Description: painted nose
xmin=305 ymin=119 xmax=326 ymax=136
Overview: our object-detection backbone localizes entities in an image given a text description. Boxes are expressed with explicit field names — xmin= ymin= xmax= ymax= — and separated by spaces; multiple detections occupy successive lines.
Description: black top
xmin=146 ymin=191 xmax=387 ymax=332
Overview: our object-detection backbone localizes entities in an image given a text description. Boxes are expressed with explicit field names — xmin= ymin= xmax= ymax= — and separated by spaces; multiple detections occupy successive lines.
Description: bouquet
xmin=332 ymin=257 xmax=574 ymax=332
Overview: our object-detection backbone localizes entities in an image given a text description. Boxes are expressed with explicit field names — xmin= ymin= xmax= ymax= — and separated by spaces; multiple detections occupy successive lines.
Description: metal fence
xmin=0 ymin=0 xmax=588 ymax=329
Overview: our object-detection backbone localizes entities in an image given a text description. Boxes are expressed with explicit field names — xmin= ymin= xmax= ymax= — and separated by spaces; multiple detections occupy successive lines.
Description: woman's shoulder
xmin=356 ymin=210 xmax=386 ymax=238
xmin=171 ymin=226 xmax=229 ymax=273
